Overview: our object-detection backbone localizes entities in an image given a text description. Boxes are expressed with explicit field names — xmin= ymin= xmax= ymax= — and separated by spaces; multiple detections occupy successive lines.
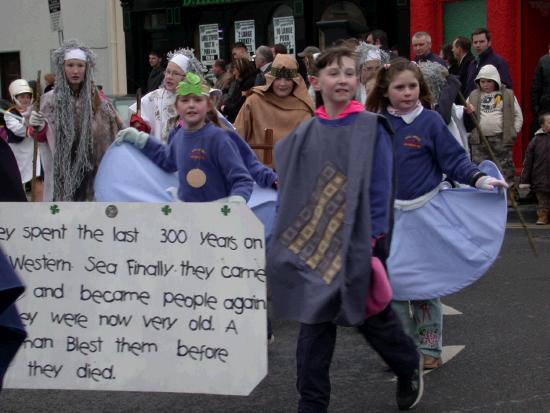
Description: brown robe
xmin=234 ymin=74 xmax=314 ymax=166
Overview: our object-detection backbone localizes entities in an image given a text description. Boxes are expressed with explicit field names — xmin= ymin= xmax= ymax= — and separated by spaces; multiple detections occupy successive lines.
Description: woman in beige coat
xmin=234 ymin=54 xmax=314 ymax=166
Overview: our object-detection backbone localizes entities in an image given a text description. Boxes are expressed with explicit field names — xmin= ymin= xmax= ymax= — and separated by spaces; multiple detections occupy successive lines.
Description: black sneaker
xmin=396 ymin=353 xmax=424 ymax=410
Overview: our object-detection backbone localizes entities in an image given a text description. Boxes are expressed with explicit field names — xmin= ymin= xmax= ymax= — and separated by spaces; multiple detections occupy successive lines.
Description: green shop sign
xmin=182 ymin=0 xmax=256 ymax=6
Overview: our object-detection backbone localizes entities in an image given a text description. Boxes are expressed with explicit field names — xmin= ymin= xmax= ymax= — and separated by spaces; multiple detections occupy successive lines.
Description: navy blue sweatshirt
xmin=142 ymin=121 xmax=253 ymax=202
xmin=384 ymin=109 xmax=480 ymax=200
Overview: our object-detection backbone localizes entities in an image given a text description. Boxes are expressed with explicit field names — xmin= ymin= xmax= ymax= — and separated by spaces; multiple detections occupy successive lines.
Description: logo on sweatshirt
xmin=403 ymin=135 xmax=422 ymax=149
xmin=190 ymin=148 xmax=207 ymax=160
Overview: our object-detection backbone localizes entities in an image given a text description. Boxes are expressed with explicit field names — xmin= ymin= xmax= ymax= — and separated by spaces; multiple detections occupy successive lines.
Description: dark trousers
xmin=296 ymin=306 xmax=418 ymax=413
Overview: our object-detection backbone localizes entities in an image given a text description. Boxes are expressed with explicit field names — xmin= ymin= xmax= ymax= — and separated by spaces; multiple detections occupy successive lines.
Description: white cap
xmin=9 ymin=79 xmax=33 ymax=101
xmin=169 ymin=54 xmax=190 ymax=72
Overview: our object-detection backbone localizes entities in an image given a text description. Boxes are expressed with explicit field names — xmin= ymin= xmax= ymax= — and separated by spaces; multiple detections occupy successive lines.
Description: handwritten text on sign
xmin=0 ymin=202 xmax=267 ymax=395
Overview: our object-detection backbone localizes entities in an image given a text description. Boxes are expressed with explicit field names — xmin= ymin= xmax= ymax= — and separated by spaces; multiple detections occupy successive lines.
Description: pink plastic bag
xmin=366 ymin=256 xmax=393 ymax=318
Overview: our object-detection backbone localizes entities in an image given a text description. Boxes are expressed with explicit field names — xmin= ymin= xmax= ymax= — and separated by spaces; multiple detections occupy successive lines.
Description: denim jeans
xmin=392 ymin=298 xmax=443 ymax=358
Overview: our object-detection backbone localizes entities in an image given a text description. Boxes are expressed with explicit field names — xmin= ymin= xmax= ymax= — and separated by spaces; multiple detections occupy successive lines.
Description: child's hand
xmin=115 ymin=127 xmax=149 ymax=149
xmin=463 ymin=103 xmax=475 ymax=114
xmin=475 ymin=176 xmax=509 ymax=190
xmin=29 ymin=111 xmax=46 ymax=131
xmin=227 ymin=195 xmax=246 ymax=204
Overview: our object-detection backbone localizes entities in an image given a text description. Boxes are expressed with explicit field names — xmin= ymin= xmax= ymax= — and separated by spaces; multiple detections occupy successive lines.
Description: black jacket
xmin=465 ymin=47 xmax=513 ymax=97
xmin=531 ymin=54 xmax=550 ymax=116
xmin=222 ymin=74 xmax=256 ymax=123
xmin=450 ymin=52 xmax=475 ymax=97
xmin=147 ymin=66 xmax=164 ymax=93
xmin=0 ymin=138 xmax=27 ymax=201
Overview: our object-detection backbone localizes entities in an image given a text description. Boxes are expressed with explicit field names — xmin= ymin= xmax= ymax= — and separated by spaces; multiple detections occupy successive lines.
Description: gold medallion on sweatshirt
xmin=186 ymin=168 xmax=207 ymax=188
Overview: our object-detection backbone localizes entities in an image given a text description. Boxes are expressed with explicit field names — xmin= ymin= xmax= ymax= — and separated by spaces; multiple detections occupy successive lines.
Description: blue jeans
xmin=392 ymin=298 xmax=442 ymax=358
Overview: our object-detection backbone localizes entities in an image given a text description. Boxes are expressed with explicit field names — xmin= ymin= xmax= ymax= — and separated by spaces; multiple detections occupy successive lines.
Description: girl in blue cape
xmin=366 ymin=58 xmax=508 ymax=370
xmin=268 ymin=47 xmax=423 ymax=412
xmin=115 ymin=72 xmax=253 ymax=204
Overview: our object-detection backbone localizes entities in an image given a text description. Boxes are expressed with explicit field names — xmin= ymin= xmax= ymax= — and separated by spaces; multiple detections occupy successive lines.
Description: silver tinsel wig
xmin=51 ymin=39 xmax=97 ymax=200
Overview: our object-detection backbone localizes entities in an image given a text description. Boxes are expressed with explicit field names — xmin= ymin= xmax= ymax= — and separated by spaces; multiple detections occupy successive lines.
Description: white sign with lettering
xmin=48 ymin=0 xmax=63 ymax=32
xmin=1 ymin=202 xmax=266 ymax=395
xmin=273 ymin=16 xmax=295 ymax=55
xmin=234 ymin=20 xmax=256 ymax=54
xmin=199 ymin=24 xmax=220 ymax=66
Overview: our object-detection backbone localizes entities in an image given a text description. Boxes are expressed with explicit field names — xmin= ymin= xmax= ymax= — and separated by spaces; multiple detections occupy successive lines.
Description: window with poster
xmin=268 ymin=5 xmax=295 ymax=55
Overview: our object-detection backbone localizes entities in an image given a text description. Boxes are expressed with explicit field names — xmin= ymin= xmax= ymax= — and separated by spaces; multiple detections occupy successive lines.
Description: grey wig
xmin=51 ymin=39 xmax=96 ymax=200
xmin=418 ymin=61 xmax=448 ymax=106
xmin=355 ymin=42 xmax=390 ymax=66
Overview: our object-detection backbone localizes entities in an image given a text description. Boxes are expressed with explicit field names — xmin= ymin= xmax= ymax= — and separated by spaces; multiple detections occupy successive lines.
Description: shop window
xmin=143 ymin=12 xmax=167 ymax=30
xmin=318 ymin=1 xmax=367 ymax=48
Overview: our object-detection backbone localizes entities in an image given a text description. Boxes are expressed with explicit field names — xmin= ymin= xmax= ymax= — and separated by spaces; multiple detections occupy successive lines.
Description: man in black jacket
xmin=412 ymin=32 xmax=446 ymax=66
xmin=464 ymin=28 xmax=512 ymax=97
xmin=146 ymin=50 xmax=164 ymax=92
xmin=531 ymin=42 xmax=550 ymax=119
xmin=451 ymin=36 xmax=475 ymax=97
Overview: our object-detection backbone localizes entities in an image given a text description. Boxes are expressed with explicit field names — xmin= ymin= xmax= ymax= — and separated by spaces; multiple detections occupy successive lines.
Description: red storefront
xmin=410 ymin=0 xmax=550 ymax=171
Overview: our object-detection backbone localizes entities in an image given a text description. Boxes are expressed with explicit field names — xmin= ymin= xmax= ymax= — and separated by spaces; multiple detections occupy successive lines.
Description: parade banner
xmin=234 ymin=20 xmax=256 ymax=54
xmin=0 ymin=202 xmax=267 ymax=395
xmin=273 ymin=16 xmax=295 ymax=55
xmin=199 ymin=24 xmax=220 ymax=66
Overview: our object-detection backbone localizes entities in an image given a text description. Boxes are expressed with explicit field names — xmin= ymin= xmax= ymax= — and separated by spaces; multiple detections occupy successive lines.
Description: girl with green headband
xmin=115 ymin=72 xmax=253 ymax=203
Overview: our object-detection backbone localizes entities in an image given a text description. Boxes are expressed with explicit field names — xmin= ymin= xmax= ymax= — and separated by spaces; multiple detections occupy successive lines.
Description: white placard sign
xmin=48 ymin=0 xmax=63 ymax=32
xmin=273 ymin=16 xmax=295 ymax=55
xmin=199 ymin=24 xmax=220 ymax=66
xmin=1 ymin=202 xmax=267 ymax=395
xmin=234 ymin=20 xmax=256 ymax=54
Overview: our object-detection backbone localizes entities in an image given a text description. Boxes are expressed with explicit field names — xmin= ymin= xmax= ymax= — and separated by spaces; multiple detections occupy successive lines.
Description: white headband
xmin=169 ymin=54 xmax=190 ymax=72
xmin=64 ymin=48 xmax=87 ymax=61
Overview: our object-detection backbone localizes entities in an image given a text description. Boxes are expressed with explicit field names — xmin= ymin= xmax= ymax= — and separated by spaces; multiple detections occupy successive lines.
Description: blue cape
xmin=387 ymin=161 xmax=507 ymax=300
xmin=95 ymin=143 xmax=277 ymax=237
xmin=0 ymin=246 xmax=26 ymax=383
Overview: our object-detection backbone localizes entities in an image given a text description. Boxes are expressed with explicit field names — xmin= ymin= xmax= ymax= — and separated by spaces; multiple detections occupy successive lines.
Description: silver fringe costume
xmin=40 ymin=39 xmax=119 ymax=201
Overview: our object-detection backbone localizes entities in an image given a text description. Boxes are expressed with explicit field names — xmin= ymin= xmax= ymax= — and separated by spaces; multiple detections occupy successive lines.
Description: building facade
xmin=411 ymin=0 xmax=550 ymax=168
xmin=0 ymin=0 xmax=126 ymax=100
xmin=121 ymin=0 xmax=410 ymax=93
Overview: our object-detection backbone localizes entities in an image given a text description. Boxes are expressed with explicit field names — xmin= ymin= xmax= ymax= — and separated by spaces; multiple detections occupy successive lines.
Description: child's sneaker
xmin=536 ymin=209 xmax=549 ymax=225
xmin=396 ymin=353 xmax=424 ymax=410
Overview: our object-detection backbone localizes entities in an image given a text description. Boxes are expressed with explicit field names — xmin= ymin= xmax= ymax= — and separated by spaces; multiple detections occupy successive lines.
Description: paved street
xmin=1 ymin=223 xmax=549 ymax=412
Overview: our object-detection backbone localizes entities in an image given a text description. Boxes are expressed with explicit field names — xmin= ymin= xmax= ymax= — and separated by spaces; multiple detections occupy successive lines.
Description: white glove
xmin=115 ymin=127 xmax=149 ymax=149
xmin=475 ymin=175 xmax=509 ymax=190
xmin=518 ymin=183 xmax=531 ymax=189
xmin=29 ymin=111 xmax=46 ymax=130
xmin=228 ymin=195 xmax=246 ymax=204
